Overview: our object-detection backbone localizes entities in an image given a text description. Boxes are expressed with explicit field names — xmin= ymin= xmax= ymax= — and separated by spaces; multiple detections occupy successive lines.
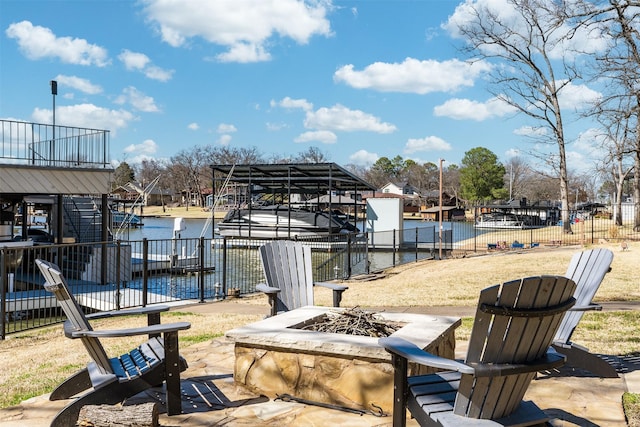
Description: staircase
xmin=62 ymin=196 xmax=108 ymax=243
xmin=58 ymin=196 xmax=112 ymax=280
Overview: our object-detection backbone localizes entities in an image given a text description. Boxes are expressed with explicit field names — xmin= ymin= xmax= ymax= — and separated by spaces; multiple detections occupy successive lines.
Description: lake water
xmin=114 ymin=216 xmax=484 ymax=243
xmin=106 ymin=216 xmax=496 ymax=301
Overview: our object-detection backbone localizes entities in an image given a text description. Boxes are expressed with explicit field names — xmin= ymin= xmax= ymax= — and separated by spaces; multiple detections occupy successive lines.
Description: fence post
xmin=346 ymin=233 xmax=352 ymax=278
xmin=142 ymin=238 xmax=148 ymax=307
xmin=415 ymin=227 xmax=418 ymax=262
xmin=365 ymin=232 xmax=370 ymax=274
xmin=222 ymin=237 xmax=228 ymax=299
xmin=0 ymin=249 xmax=5 ymax=340
xmin=199 ymin=237 xmax=205 ymax=303
xmin=115 ymin=241 xmax=121 ymax=311
xmin=392 ymin=229 xmax=396 ymax=267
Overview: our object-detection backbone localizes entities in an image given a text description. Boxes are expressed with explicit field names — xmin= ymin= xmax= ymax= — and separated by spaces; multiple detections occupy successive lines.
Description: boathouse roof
xmin=211 ymin=163 xmax=376 ymax=195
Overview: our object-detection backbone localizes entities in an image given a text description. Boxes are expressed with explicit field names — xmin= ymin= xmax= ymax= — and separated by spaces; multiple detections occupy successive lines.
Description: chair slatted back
xmin=36 ymin=259 xmax=113 ymax=376
xmin=259 ymin=240 xmax=314 ymax=312
xmin=455 ymin=276 xmax=576 ymax=419
xmin=555 ymin=248 xmax=613 ymax=344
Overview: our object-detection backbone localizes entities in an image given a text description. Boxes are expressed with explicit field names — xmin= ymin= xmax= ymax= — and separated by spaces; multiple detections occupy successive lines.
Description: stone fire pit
xmin=225 ymin=306 xmax=460 ymax=414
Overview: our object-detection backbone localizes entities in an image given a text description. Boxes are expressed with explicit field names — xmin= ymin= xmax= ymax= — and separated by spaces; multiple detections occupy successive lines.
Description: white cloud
xmin=570 ymin=128 xmax=608 ymax=172
xmin=334 ymin=57 xmax=491 ymax=94
xmin=266 ymin=122 xmax=287 ymax=131
xmin=433 ymin=96 xmax=517 ymax=121
xmin=217 ymin=134 xmax=232 ymax=146
xmin=54 ymin=75 xmax=102 ymax=94
xmin=114 ymin=87 xmax=160 ymax=112
xmin=31 ymin=104 xmax=134 ymax=136
xmin=124 ymin=139 xmax=158 ymax=155
xmin=273 ymin=97 xmax=313 ymax=111
xmin=505 ymin=148 xmax=521 ymax=158
xmin=119 ymin=49 xmax=150 ymax=70
xmin=120 ymin=140 xmax=159 ymax=164
xmin=304 ymin=104 xmax=396 ymax=133
xmin=141 ymin=0 xmax=332 ymax=63
xmin=558 ymin=81 xmax=601 ymax=110
xmin=118 ymin=49 xmax=173 ymax=81
xmin=187 ymin=122 xmax=199 ymax=130
xmin=349 ymin=149 xmax=378 ymax=166
xmin=294 ymin=130 xmax=337 ymax=144
xmin=404 ymin=136 xmax=452 ymax=154
xmin=217 ymin=123 xmax=237 ymax=133
xmin=513 ymin=126 xmax=548 ymax=136
xmin=6 ymin=21 xmax=109 ymax=66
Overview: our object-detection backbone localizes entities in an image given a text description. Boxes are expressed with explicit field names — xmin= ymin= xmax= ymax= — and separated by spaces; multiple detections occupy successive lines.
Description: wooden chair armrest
xmin=569 ymin=303 xmax=602 ymax=312
xmin=314 ymin=281 xmax=348 ymax=307
xmin=469 ymin=351 xmax=566 ymax=377
xmin=379 ymin=336 xmax=475 ymax=374
xmin=314 ymin=281 xmax=349 ymax=292
xmin=85 ymin=305 xmax=172 ymax=338
xmin=256 ymin=283 xmax=281 ymax=295
xmin=256 ymin=283 xmax=280 ymax=316
xmin=85 ymin=305 xmax=170 ymax=320
xmin=66 ymin=321 xmax=191 ymax=339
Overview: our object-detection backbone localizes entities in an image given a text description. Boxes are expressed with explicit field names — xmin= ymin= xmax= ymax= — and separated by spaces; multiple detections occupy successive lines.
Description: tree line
xmin=112 ymin=144 xmax=617 ymax=218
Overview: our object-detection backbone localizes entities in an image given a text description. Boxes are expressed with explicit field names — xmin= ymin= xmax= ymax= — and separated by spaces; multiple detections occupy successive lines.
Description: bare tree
xmin=293 ymin=146 xmax=330 ymax=163
xmin=137 ymin=158 xmax=171 ymax=209
xmin=447 ymin=0 xmax=583 ymax=232
xmin=503 ymin=156 xmax=534 ymax=202
xmin=574 ymin=0 xmax=640 ymax=229
xmin=170 ymin=146 xmax=214 ymax=208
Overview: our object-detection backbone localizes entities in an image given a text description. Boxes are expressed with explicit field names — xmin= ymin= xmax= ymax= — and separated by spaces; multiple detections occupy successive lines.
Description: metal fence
xmin=0 ymin=119 xmax=110 ymax=168
xmin=0 ymin=217 xmax=633 ymax=337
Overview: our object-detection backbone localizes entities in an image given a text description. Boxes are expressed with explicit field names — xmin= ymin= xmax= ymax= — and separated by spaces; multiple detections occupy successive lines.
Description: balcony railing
xmin=0 ymin=119 xmax=110 ymax=168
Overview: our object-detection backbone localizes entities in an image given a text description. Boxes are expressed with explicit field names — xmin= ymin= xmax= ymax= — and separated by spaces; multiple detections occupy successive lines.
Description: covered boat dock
xmin=210 ymin=163 xmax=376 ymax=239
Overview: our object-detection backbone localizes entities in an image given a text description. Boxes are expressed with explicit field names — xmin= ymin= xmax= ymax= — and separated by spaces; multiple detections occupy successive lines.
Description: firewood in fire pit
xmin=301 ymin=307 xmax=402 ymax=337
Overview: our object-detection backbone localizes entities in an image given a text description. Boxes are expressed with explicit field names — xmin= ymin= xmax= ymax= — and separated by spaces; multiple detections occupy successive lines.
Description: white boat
xmin=474 ymin=213 xmax=526 ymax=229
xmin=111 ymin=210 xmax=142 ymax=227
xmin=216 ymin=206 xmax=358 ymax=238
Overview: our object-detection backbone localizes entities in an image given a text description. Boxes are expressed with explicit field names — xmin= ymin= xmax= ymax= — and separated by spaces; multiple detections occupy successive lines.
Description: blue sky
xmin=0 ymin=0 xmax=604 ymax=171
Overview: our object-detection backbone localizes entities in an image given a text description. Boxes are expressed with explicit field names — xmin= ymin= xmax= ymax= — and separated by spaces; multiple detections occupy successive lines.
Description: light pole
xmin=50 ymin=80 xmax=57 ymax=163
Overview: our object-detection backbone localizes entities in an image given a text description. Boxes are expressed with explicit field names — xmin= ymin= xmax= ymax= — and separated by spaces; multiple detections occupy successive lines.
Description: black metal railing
xmin=0 ymin=217 xmax=632 ymax=337
xmin=0 ymin=119 xmax=110 ymax=168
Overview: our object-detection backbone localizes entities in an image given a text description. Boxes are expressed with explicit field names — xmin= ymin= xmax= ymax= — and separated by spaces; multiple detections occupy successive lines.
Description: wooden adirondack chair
xmin=552 ymin=248 xmax=617 ymax=377
xmin=36 ymin=259 xmax=191 ymax=427
xmin=256 ymin=240 xmax=348 ymax=316
xmin=380 ymin=275 xmax=576 ymax=427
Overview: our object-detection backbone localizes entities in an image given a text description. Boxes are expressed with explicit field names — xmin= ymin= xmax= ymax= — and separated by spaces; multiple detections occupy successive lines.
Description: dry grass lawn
xmin=0 ymin=241 xmax=639 ymax=409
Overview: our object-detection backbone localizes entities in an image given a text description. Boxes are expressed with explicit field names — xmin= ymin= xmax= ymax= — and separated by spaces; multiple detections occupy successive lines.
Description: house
xmin=111 ymin=182 xmax=173 ymax=206
xmin=379 ymin=182 xmax=419 ymax=198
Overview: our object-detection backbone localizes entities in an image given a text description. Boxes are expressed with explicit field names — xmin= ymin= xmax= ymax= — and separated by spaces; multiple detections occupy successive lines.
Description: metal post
xmin=0 ymin=249 xmax=5 ymax=340
xmin=115 ymin=241 xmax=121 ymax=311
xmin=392 ymin=229 xmax=396 ymax=267
xmin=222 ymin=237 xmax=228 ymax=298
xmin=101 ymin=194 xmax=108 ymax=285
xmin=439 ymin=158 xmax=444 ymax=260
xmin=199 ymin=237 xmax=205 ymax=303
xmin=142 ymin=238 xmax=148 ymax=307
xmin=346 ymin=233 xmax=352 ymax=278
xmin=50 ymin=80 xmax=57 ymax=165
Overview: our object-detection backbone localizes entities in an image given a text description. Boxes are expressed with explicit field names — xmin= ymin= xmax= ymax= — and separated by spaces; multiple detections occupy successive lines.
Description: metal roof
xmin=210 ymin=163 xmax=376 ymax=194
